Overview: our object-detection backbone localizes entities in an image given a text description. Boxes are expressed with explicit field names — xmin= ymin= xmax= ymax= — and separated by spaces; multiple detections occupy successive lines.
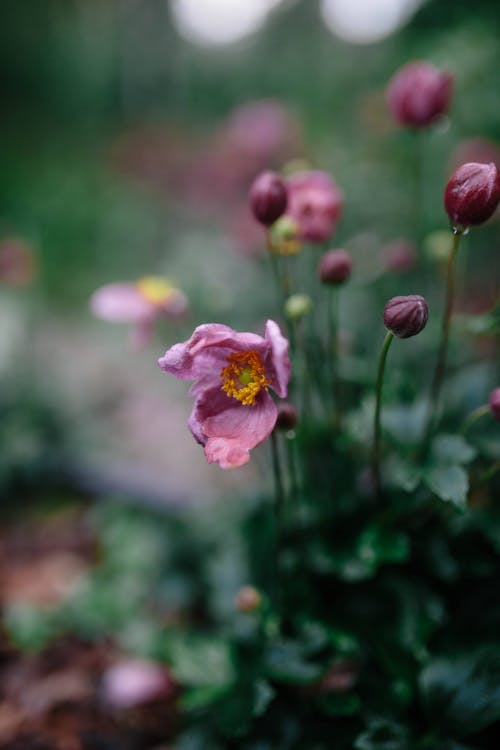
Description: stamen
xmin=220 ymin=350 xmax=269 ymax=406
xmin=137 ymin=276 xmax=175 ymax=306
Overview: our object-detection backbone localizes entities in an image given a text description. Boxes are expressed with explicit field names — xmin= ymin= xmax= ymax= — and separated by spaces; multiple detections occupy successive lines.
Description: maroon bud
xmin=275 ymin=402 xmax=298 ymax=430
xmin=380 ymin=240 xmax=416 ymax=273
xmin=489 ymin=388 xmax=500 ymax=420
xmin=444 ymin=162 xmax=500 ymax=228
xmin=318 ymin=249 xmax=352 ymax=285
xmin=383 ymin=295 xmax=428 ymax=338
xmin=249 ymin=171 xmax=288 ymax=226
xmin=235 ymin=585 xmax=262 ymax=613
xmin=386 ymin=61 xmax=453 ymax=129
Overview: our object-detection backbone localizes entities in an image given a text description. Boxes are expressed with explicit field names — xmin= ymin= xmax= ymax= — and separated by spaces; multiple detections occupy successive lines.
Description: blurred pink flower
xmin=0 ymin=237 xmax=36 ymax=286
xmin=158 ymin=320 xmax=290 ymax=469
xmin=380 ymin=239 xmax=417 ymax=273
xmin=223 ymin=99 xmax=300 ymax=167
xmin=285 ymin=171 xmax=343 ymax=243
xmin=101 ymin=658 xmax=176 ymax=709
xmin=90 ymin=276 xmax=188 ymax=347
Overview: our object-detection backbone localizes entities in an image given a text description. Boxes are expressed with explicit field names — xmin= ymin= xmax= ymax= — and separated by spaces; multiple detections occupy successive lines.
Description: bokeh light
xmin=320 ymin=0 xmax=424 ymax=44
xmin=170 ymin=0 xmax=283 ymax=46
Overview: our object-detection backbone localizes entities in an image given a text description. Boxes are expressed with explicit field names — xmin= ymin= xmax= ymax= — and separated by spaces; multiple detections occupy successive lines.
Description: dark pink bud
xmin=386 ymin=61 xmax=453 ymax=129
xmin=318 ymin=249 xmax=352 ymax=285
xmin=383 ymin=295 xmax=428 ymax=338
xmin=249 ymin=171 xmax=288 ymax=226
xmin=275 ymin=402 xmax=298 ymax=430
xmin=444 ymin=162 xmax=500 ymax=228
xmin=489 ymin=388 xmax=500 ymax=420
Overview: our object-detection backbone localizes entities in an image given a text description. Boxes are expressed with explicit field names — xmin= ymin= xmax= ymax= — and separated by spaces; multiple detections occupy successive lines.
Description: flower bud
xmin=386 ymin=61 xmax=453 ymax=129
xmin=318 ymin=249 xmax=352 ymax=285
xmin=489 ymin=388 xmax=500 ymax=421
xmin=235 ymin=585 xmax=262 ymax=613
xmin=249 ymin=171 xmax=288 ymax=226
xmin=267 ymin=216 xmax=302 ymax=255
xmin=285 ymin=293 xmax=312 ymax=320
xmin=383 ymin=295 xmax=428 ymax=339
xmin=275 ymin=402 xmax=298 ymax=431
xmin=444 ymin=162 xmax=500 ymax=228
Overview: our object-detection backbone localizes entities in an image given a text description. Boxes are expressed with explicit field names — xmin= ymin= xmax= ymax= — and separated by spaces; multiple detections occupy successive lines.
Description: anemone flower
xmin=158 ymin=320 xmax=290 ymax=469
xmin=285 ymin=170 xmax=343 ymax=244
xmin=90 ymin=276 xmax=187 ymax=347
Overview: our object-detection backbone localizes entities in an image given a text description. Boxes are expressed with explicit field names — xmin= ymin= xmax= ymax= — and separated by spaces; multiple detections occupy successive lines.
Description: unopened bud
xmin=386 ymin=61 xmax=453 ymax=129
xmin=444 ymin=162 xmax=500 ymax=228
xmin=275 ymin=402 xmax=298 ymax=431
xmin=318 ymin=249 xmax=352 ymax=285
xmin=383 ymin=295 xmax=428 ymax=339
xmin=235 ymin=585 xmax=262 ymax=613
xmin=249 ymin=171 xmax=288 ymax=226
xmin=267 ymin=216 xmax=302 ymax=255
xmin=285 ymin=293 xmax=312 ymax=320
xmin=489 ymin=388 xmax=500 ymax=421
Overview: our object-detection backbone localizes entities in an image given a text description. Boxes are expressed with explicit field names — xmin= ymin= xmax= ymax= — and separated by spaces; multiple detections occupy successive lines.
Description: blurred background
xmin=0 ymin=1 xmax=499 ymax=745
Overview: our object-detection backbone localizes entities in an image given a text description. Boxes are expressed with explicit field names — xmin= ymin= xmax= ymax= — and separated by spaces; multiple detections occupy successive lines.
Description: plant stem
xmin=270 ymin=430 xmax=285 ymax=616
xmin=421 ymin=229 xmax=462 ymax=451
xmin=372 ymin=331 xmax=394 ymax=501
xmin=461 ymin=404 xmax=490 ymax=434
xmin=327 ymin=287 xmax=342 ymax=425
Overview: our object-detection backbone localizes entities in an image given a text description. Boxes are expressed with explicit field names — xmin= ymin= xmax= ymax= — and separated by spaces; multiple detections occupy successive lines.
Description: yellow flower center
xmin=220 ymin=350 xmax=270 ymax=406
xmin=137 ymin=276 xmax=175 ymax=306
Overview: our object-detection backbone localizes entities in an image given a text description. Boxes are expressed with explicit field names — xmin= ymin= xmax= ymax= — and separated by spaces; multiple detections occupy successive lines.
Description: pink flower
xmin=158 ymin=320 xmax=290 ymax=469
xmin=285 ymin=170 xmax=343 ymax=244
xmin=90 ymin=276 xmax=188 ymax=347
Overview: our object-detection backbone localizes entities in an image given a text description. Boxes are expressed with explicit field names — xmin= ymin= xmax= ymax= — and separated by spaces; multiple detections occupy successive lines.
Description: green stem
xmin=270 ymin=430 xmax=285 ymax=616
xmin=421 ymin=229 xmax=463 ymax=451
xmin=372 ymin=331 xmax=394 ymax=501
xmin=327 ymin=287 xmax=342 ymax=425
xmin=461 ymin=404 xmax=490 ymax=434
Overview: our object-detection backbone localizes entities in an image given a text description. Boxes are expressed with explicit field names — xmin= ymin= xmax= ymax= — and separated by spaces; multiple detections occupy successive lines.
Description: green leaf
xmin=163 ymin=632 xmax=235 ymax=688
xmin=420 ymin=649 xmax=500 ymax=737
xmin=263 ymin=639 xmax=325 ymax=685
xmin=317 ymin=692 xmax=361 ymax=717
xmin=431 ymin=434 xmax=476 ymax=465
xmin=354 ymin=719 xmax=409 ymax=750
xmin=387 ymin=456 xmax=421 ymax=492
xmin=423 ymin=465 xmax=468 ymax=509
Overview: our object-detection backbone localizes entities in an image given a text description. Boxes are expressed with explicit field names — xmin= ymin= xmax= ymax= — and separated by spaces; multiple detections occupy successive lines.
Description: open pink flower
xmin=90 ymin=276 xmax=188 ymax=348
xmin=158 ymin=320 xmax=290 ymax=469
xmin=285 ymin=170 xmax=343 ymax=243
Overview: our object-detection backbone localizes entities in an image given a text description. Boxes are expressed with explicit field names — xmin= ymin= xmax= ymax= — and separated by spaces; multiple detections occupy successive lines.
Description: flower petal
xmin=158 ymin=323 xmax=266 ymax=390
xmin=90 ymin=283 xmax=153 ymax=323
xmin=264 ymin=320 xmax=290 ymax=398
xmin=189 ymin=386 xmax=278 ymax=469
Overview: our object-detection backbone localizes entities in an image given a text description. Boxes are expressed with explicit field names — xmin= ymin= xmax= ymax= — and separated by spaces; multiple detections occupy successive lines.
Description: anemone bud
xmin=249 ymin=170 xmax=288 ymax=226
xmin=383 ymin=295 xmax=428 ymax=339
xmin=444 ymin=162 xmax=500 ymax=228
xmin=275 ymin=402 xmax=298 ymax=431
xmin=386 ymin=61 xmax=453 ymax=129
xmin=235 ymin=585 xmax=262 ymax=613
xmin=318 ymin=249 xmax=352 ymax=285
xmin=489 ymin=388 xmax=500 ymax=421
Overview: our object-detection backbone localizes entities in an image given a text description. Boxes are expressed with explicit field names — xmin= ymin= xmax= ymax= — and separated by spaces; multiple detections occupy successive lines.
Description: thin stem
xmin=372 ymin=331 xmax=394 ymax=501
xmin=421 ymin=229 xmax=462 ymax=451
xmin=413 ymin=129 xmax=424 ymax=250
xmin=327 ymin=287 xmax=342 ymax=425
xmin=270 ymin=430 xmax=285 ymax=616
xmin=461 ymin=404 xmax=490 ymax=434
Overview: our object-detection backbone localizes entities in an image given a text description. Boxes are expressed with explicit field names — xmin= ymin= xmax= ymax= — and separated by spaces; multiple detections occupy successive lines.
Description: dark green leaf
xmin=431 ymin=435 xmax=476 ymax=465
xmin=423 ymin=465 xmax=468 ymax=509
